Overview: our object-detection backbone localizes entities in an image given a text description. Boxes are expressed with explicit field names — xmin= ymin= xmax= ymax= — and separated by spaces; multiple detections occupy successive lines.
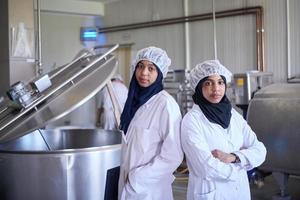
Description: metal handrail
xmin=49 ymin=51 xmax=91 ymax=80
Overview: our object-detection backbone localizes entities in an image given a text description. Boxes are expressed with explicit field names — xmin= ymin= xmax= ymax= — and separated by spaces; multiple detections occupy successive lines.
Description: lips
xmin=139 ymin=78 xmax=148 ymax=84
xmin=210 ymin=94 xmax=222 ymax=99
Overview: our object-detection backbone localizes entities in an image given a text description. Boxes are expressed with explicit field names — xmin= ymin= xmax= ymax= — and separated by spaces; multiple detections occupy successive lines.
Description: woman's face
xmin=135 ymin=60 xmax=158 ymax=87
xmin=201 ymin=75 xmax=226 ymax=103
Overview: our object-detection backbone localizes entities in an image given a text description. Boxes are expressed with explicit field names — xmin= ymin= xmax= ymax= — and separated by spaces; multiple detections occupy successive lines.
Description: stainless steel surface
xmin=0 ymin=45 xmax=119 ymax=143
xmin=247 ymin=83 xmax=300 ymax=175
xmin=0 ymin=45 xmax=121 ymax=200
xmin=247 ymin=83 xmax=300 ymax=199
xmin=0 ymin=128 xmax=121 ymax=200
xmin=164 ymin=70 xmax=193 ymax=115
xmin=233 ymin=71 xmax=273 ymax=105
xmin=31 ymin=74 xmax=52 ymax=93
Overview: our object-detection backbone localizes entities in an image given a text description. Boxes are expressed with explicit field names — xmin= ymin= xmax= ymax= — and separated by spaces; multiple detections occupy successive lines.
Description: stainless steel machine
xmin=247 ymin=83 xmax=300 ymax=200
xmin=164 ymin=69 xmax=193 ymax=115
xmin=0 ymin=44 xmax=122 ymax=200
xmin=232 ymin=71 xmax=273 ymax=118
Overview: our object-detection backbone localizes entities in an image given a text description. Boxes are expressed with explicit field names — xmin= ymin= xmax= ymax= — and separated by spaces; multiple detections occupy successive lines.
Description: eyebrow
xmin=138 ymin=62 xmax=155 ymax=67
xmin=206 ymin=77 xmax=223 ymax=81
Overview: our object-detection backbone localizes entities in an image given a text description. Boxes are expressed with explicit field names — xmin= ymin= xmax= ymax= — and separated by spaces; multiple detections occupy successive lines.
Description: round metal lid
xmin=0 ymin=45 xmax=119 ymax=143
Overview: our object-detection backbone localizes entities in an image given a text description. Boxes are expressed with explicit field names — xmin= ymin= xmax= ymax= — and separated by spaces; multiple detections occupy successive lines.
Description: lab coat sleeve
xmin=181 ymin=112 xmax=240 ymax=182
xmin=128 ymin=99 xmax=184 ymax=193
xmin=232 ymin=114 xmax=267 ymax=170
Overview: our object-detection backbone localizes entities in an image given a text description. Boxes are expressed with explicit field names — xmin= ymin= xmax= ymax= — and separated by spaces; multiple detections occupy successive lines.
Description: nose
xmin=141 ymin=66 xmax=148 ymax=75
xmin=211 ymin=82 xmax=220 ymax=91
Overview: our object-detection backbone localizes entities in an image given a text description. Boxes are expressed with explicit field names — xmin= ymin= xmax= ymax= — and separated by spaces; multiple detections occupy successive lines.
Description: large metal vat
xmin=247 ymin=83 xmax=300 ymax=199
xmin=0 ymin=128 xmax=121 ymax=200
xmin=0 ymin=45 xmax=122 ymax=200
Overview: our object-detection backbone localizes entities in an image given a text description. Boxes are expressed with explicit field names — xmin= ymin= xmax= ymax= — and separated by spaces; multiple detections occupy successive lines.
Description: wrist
xmin=230 ymin=153 xmax=240 ymax=163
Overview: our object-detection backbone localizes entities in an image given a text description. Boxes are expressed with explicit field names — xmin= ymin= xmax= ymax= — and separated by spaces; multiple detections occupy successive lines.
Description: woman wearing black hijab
xmin=181 ymin=60 xmax=266 ymax=200
xmin=118 ymin=46 xmax=183 ymax=200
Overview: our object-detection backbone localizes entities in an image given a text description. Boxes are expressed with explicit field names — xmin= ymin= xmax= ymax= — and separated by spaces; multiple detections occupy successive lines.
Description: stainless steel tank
xmin=247 ymin=83 xmax=300 ymax=199
xmin=0 ymin=45 xmax=122 ymax=200
xmin=0 ymin=128 xmax=121 ymax=200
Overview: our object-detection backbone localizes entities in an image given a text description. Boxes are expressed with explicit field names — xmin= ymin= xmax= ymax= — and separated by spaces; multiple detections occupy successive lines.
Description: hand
xmin=211 ymin=149 xmax=236 ymax=164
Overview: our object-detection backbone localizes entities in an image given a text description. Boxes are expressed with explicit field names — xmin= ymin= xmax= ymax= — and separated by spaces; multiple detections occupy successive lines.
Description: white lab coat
xmin=181 ymin=104 xmax=266 ymax=200
xmin=118 ymin=90 xmax=183 ymax=200
xmin=97 ymin=81 xmax=128 ymax=130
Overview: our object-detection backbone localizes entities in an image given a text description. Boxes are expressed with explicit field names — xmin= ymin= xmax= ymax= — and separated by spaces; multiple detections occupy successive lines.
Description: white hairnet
xmin=112 ymin=74 xmax=123 ymax=82
xmin=132 ymin=46 xmax=171 ymax=78
xmin=189 ymin=60 xmax=232 ymax=91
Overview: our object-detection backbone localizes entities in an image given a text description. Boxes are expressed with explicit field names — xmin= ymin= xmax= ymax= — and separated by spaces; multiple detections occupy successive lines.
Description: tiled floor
xmin=172 ymin=173 xmax=300 ymax=200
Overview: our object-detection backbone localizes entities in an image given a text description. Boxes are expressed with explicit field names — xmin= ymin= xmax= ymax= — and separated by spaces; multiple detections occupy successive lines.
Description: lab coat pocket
xmin=120 ymin=183 xmax=148 ymax=200
xmin=194 ymin=190 xmax=216 ymax=200
xmin=137 ymin=127 xmax=161 ymax=154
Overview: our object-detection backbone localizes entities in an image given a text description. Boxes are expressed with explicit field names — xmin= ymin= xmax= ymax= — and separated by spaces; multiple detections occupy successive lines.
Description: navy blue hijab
xmin=120 ymin=65 xmax=163 ymax=134
xmin=192 ymin=76 xmax=232 ymax=129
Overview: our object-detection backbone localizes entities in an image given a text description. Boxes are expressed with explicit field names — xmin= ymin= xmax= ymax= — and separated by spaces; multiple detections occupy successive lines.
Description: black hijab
xmin=192 ymin=76 xmax=232 ymax=129
xmin=120 ymin=65 xmax=163 ymax=134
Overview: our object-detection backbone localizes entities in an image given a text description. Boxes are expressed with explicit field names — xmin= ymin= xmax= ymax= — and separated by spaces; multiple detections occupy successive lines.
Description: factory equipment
xmin=247 ymin=83 xmax=300 ymax=200
xmin=232 ymin=71 xmax=273 ymax=118
xmin=164 ymin=70 xmax=193 ymax=115
xmin=0 ymin=44 xmax=122 ymax=200
xmin=0 ymin=128 xmax=121 ymax=200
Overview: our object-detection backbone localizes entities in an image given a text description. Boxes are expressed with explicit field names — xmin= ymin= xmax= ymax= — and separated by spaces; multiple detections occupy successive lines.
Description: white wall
xmin=102 ymin=0 xmax=300 ymax=83
xmin=39 ymin=0 xmax=300 ymax=83
xmin=40 ymin=13 xmax=105 ymax=73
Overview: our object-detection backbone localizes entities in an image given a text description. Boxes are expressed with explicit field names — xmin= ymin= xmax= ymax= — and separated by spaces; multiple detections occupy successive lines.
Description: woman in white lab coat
xmin=96 ymin=74 xmax=128 ymax=130
xmin=181 ymin=60 xmax=266 ymax=200
xmin=118 ymin=46 xmax=183 ymax=200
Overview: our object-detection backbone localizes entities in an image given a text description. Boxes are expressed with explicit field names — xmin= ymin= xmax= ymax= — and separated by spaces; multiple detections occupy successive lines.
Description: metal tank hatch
xmin=0 ymin=44 xmax=119 ymax=143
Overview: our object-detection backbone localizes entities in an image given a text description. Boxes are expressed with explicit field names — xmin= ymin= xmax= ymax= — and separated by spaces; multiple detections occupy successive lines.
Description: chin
xmin=210 ymin=99 xmax=222 ymax=104
xmin=139 ymin=83 xmax=149 ymax=87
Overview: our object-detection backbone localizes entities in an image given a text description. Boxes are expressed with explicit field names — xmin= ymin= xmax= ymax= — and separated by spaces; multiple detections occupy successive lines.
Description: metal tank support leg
xmin=272 ymin=172 xmax=291 ymax=200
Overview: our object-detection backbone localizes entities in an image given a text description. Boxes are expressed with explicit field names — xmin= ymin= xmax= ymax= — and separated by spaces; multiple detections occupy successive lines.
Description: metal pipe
xmin=183 ymin=0 xmax=191 ymax=71
xmin=255 ymin=8 xmax=264 ymax=71
xmin=212 ymin=0 xmax=217 ymax=60
xmin=98 ymin=7 xmax=263 ymax=33
xmin=261 ymin=9 xmax=265 ymax=71
xmin=286 ymin=0 xmax=291 ymax=80
xmin=98 ymin=6 xmax=264 ymax=71
xmin=255 ymin=11 xmax=261 ymax=71
xmin=36 ymin=0 xmax=43 ymax=76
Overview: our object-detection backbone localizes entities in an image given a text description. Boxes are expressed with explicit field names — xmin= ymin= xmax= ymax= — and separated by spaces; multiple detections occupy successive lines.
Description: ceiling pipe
xmin=255 ymin=8 xmax=264 ymax=71
xmin=260 ymin=8 xmax=265 ymax=72
xmin=212 ymin=0 xmax=217 ymax=60
xmin=98 ymin=6 xmax=264 ymax=71
xmin=98 ymin=7 xmax=264 ymax=33
xmin=286 ymin=0 xmax=291 ymax=80
xmin=183 ymin=0 xmax=191 ymax=71
xmin=36 ymin=0 xmax=43 ymax=76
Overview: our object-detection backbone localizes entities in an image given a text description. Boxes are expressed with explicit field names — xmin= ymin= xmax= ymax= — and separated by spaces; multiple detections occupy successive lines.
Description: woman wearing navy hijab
xmin=181 ymin=60 xmax=266 ymax=200
xmin=118 ymin=46 xmax=183 ymax=200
